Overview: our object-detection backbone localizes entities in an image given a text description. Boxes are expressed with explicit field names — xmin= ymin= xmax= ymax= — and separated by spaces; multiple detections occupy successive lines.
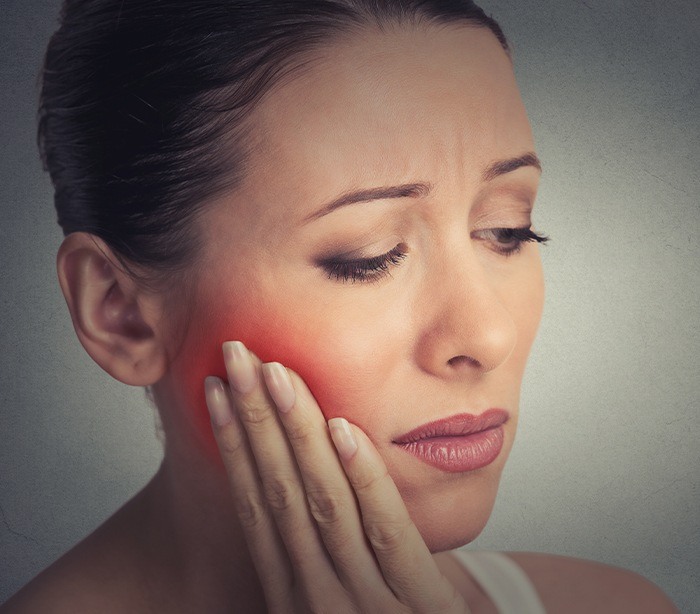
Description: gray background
xmin=1 ymin=0 xmax=698 ymax=611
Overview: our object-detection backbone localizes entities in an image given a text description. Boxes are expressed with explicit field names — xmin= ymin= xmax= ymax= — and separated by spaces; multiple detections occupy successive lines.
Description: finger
xmin=262 ymin=363 xmax=390 ymax=600
xmin=204 ymin=375 xmax=293 ymax=612
xmin=329 ymin=419 xmax=468 ymax=613
xmin=221 ymin=342 xmax=338 ymax=589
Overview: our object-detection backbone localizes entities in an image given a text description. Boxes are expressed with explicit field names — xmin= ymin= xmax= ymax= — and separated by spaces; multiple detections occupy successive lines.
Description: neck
xmin=133 ymin=447 xmax=268 ymax=612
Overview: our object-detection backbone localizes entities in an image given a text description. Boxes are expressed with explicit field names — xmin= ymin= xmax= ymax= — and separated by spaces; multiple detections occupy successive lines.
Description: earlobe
xmin=56 ymin=232 xmax=168 ymax=386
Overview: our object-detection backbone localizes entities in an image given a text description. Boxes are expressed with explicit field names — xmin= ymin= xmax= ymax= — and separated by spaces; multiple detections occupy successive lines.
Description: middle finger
xmin=222 ymin=341 xmax=335 ymax=584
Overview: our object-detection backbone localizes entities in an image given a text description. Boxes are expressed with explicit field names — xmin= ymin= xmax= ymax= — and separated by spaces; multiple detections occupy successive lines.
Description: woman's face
xmin=165 ymin=24 xmax=544 ymax=552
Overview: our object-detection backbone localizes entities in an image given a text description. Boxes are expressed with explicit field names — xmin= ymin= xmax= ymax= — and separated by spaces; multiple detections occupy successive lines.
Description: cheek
xmin=170 ymin=291 xmax=389 ymax=460
xmin=506 ymin=253 xmax=545 ymax=375
xmin=517 ymin=254 xmax=545 ymax=344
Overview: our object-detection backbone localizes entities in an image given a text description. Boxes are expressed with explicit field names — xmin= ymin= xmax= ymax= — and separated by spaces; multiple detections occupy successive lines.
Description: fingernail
xmin=223 ymin=341 xmax=257 ymax=394
xmin=328 ymin=417 xmax=358 ymax=461
xmin=204 ymin=376 xmax=232 ymax=426
xmin=262 ymin=362 xmax=296 ymax=413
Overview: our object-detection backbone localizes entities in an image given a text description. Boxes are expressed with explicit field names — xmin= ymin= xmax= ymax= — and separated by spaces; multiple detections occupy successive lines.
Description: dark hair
xmin=38 ymin=0 xmax=509 ymax=289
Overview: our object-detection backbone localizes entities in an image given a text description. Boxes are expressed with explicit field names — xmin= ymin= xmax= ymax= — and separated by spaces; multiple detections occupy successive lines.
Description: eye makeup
xmin=318 ymin=227 xmax=549 ymax=284
xmin=476 ymin=226 xmax=549 ymax=257
xmin=320 ymin=244 xmax=409 ymax=284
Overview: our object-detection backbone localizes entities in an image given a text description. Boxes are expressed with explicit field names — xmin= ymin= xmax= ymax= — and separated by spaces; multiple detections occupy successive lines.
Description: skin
xmin=164 ymin=23 xmax=545 ymax=555
xmin=2 ymin=21 xmax=679 ymax=614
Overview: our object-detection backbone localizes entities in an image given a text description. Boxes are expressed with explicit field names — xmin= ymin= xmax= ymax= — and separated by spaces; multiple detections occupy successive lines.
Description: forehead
xmin=233 ymin=23 xmax=533 ymax=225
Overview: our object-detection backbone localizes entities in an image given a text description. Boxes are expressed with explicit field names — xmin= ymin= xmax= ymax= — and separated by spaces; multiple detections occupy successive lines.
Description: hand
xmin=203 ymin=340 xmax=470 ymax=614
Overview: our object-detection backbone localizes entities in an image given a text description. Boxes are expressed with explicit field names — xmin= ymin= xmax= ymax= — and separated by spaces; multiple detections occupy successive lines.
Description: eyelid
xmin=472 ymin=202 xmax=534 ymax=226
xmin=318 ymin=226 xmax=550 ymax=284
xmin=316 ymin=234 xmax=404 ymax=262
xmin=319 ymin=243 xmax=408 ymax=284
xmin=473 ymin=194 xmax=536 ymax=224
xmin=317 ymin=242 xmax=403 ymax=267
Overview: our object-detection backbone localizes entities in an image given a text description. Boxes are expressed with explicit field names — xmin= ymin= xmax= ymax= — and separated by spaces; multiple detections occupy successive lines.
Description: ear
xmin=56 ymin=232 xmax=169 ymax=386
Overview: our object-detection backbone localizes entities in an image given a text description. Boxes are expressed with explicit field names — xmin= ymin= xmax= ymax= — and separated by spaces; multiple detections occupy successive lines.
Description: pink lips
xmin=392 ymin=408 xmax=509 ymax=473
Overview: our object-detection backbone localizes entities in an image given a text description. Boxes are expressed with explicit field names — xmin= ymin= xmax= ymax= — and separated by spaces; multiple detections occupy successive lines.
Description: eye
xmin=476 ymin=226 xmax=550 ymax=257
xmin=320 ymin=244 xmax=408 ymax=284
xmin=319 ymin=227 xmax=550 ymax=285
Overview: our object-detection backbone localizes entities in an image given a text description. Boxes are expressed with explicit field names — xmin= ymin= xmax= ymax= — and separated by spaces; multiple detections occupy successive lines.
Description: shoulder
xmin=503 ymin=551 xmax=679 ymax=614
xmin=1 ymin=537 xmax=142 ymax=614
xmin=1 ymin=552 xmax=102 ymax=614
xmin=1 ymin=503 xmax=147 ymax=613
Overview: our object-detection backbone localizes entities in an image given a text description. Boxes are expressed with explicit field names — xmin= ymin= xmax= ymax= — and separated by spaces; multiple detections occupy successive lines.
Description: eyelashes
xmin=482 ymin=226 xmax=550 ymax=256
xmin=321 ymin=244 xmax=409 ymax=285
xmin=321 ymin=227 xmax=550 ymax=284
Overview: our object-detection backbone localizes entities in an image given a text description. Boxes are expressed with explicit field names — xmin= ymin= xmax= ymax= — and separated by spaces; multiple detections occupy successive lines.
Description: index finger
xmin=329 ymin=419 xmax=466 ymax=613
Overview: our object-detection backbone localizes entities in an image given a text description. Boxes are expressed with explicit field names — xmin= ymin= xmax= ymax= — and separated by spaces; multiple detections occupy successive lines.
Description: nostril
xmin=448 ymin=355 xmax=479 ymax=368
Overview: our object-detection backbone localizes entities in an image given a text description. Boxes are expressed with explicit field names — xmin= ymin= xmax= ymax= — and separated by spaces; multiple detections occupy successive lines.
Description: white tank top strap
xmin=450 ymin=549 xmax=547 ymax=614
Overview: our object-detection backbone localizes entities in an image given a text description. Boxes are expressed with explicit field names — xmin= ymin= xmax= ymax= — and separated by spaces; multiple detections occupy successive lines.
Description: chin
xmin=418 ymin=498 xmax=496 ymax=553
xmin=398 ymin=466 xmax=503 ymax=554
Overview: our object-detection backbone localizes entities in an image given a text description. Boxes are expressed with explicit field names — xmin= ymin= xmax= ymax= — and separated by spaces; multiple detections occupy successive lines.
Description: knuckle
xmin=303 ymin=597 xmax=358 ymax=614
xmin=263 ymin=475 xmax=302 ymax=512
xmin=353 ymin=465 xmax=390 ymax=496
xmin=235 ymin=490 xmax=268 ymax=530
xmin=216 ymin=429 xmax=246 ymax=457
xmin=444 ymin=590 xmax=464 ymax=614
xmin=306 ymin=487 xmax=346 ymax=526
xmin=237 ymin=400 xmax=273 ymax=428
xmin=304 ymin=602 xmax=328 ymax=614
xmin=284 ymin=418 xmax=314 ymax=445
xmin=364 ymin=518 xmax=409 ymax=555
xmin=429 ymin=585 xmax=463 ymax=614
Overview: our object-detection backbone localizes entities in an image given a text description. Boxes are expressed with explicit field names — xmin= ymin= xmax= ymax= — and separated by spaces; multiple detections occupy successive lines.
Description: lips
xmin=391 ymin=408 xmax=510 ymax=473
xmin=392 ymin=408 xmax=509 ymax=444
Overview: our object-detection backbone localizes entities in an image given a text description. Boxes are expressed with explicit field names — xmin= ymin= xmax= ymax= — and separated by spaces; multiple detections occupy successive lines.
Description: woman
xmin=1 ymin=1 xmax=678 ymax=612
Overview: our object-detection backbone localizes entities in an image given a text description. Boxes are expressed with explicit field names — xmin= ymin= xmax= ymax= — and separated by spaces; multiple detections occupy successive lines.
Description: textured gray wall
xmin=1 ymin=0 xmax=698 ymax=611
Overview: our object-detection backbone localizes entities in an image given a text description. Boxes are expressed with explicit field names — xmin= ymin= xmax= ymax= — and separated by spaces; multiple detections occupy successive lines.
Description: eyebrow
xmin=482 ymin=152 xmax=542 ymax=182
xmin=301 ymin=151 xmax=542 ymax=224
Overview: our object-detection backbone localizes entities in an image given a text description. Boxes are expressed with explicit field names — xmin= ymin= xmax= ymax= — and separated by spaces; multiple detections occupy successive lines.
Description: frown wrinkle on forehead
xmin=299 ymin=152 xmax=541 ymax=225
xmin=229 ymin=25 xmax=535 ymax=239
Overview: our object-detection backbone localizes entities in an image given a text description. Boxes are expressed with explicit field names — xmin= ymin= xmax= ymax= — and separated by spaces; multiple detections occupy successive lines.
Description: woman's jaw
xmin=149 ymin=22 xmax=544 ymax=553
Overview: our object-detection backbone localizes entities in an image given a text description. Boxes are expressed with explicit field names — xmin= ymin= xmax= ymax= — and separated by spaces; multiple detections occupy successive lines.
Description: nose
xmin=414 ymin=242 xmax=518 ymax=378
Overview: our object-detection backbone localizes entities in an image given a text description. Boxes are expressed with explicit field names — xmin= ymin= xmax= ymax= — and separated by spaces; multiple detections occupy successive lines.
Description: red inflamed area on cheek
xmin=172 ymin=305 xmax=346 ymax=464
